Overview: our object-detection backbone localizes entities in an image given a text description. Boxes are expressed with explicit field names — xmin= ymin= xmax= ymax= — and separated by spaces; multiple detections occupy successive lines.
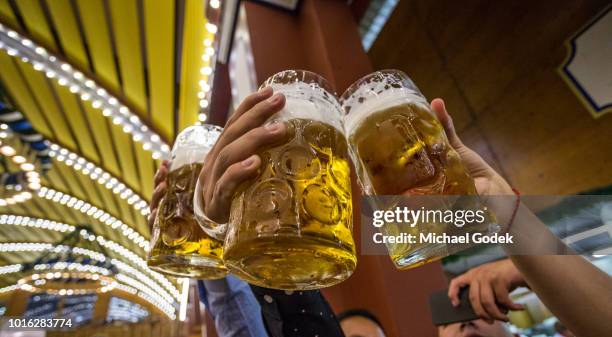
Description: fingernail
xmin=451 ymin=300 xmax=458 ymax=307
xmin=259 ymin=86 xmax=272 ymax=94
xmin=242 ymin=155 xmax=256 ymax=167
xmin=267 ymin=93 xmax=283 ymax=103
xmin=265 ymin=121 xmax=283 ymax=132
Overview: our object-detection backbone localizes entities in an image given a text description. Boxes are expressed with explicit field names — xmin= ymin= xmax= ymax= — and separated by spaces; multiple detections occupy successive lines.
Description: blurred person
xmin=338 ymin=309 xmax=386 ymax=337
xmin=438 ymin=319 xmax=515 ymax=337
xmin=431 ymin=99 xmax=612 ymax=337
xmin=553 ymin=320 xmax=575 ymax=337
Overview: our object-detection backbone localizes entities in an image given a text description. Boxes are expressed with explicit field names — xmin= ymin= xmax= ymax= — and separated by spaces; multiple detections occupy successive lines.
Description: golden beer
xmin=148 ymin=125 xmax=228 ymax=279
xmin=222 ymin=70 xmax=356 ymax=290
xmin=341 ymin=70 xmax=493 ymax=269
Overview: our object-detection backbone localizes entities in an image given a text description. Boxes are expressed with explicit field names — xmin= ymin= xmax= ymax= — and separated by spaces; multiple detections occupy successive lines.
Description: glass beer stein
xmin=148 ymin=125 xmax=228 ymax=279
xmin=222 ymin=70 xmax=356 ymax=290
xmin=341 ymin=70 xmax=495 ymax=269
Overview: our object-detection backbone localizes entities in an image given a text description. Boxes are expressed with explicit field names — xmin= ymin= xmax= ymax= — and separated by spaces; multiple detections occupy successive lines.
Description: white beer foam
xmin=342 ymin=87 xmax=431 ymax=137
xmin=170 ymin=147 xmax=210 ymax=171
xmin=170 ymin=125 xmax=223 ymax=171
xmin=266 ymin=82 xmax=345 ymax=134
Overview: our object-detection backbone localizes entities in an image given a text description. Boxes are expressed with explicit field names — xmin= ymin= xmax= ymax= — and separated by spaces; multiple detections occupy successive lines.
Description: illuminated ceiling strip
xmin=0 ymin=244 xmax=175 ymax=306
xmin=48 ymin=143 xmax=149 ymax=216
xmin=0 ymin=242 xmax=174 ymax=305
xmin=360 ymin=0 xmax=400 ymax=51
xmin=37 ymin=186 xmax=148 ymax=250
xmin=0 ymin=126 xmax=41 ymax=207
xmin=0 ymin=214 xmax=179 ymax=299
xmin=0 ymin=243 xmax=105 ymax=262
xmin=178 ymin=278 xmax=190 ymax=321
xmin=0 ymin=260 xmax=174 ymax=318
xmin=197 ymin=22 xmax=218 ymax=124
xmin=0 ymin=23 xmax=170 ymax=160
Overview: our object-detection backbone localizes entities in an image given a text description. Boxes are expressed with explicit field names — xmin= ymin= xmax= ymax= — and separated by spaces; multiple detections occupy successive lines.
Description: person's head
xmin=338 ymin=309 xmax=386 ymax=337
xmin=438 ymin=319 xmax=513 ymax=337
xmin=554 ymin=320 xmax=575 ymax=337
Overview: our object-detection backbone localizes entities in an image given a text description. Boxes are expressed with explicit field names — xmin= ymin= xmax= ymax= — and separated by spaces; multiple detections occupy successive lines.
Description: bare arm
xmin=510 ymin=255 xmax=612 ymax=337
xmin=433 ymin=98 xmax=612 ymax=337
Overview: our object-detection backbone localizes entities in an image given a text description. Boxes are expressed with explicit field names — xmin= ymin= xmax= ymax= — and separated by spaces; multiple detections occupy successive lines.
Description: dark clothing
xmin=250 ymin=286 xmax=345 ymax=337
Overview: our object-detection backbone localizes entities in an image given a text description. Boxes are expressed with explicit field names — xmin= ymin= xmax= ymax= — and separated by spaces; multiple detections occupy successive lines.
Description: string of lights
xmin=48 ymin=143 xmax=149 ymax=216
xmin=0 ymin=245 xmax=176 ymax=317
xmin=0 ymin=24 xmax=170 ymax=160
xmin=0 ymin=214 xmax=179 ymax=300
xmin=197 ymin=22 xmax=218 ymax=124
xmin=0 ymin=242 xmax=171 ymax=301
xmin=0 ymin=125 xmax=41 ymax=206
xmin=36 ymin=186 xmax=148 ymax=250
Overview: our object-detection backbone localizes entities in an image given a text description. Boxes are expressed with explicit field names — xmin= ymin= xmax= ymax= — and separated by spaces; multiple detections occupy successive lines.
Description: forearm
xmin=510 ymin=255 xmax=612 ymax=337
xmin=497 ymin=203 xmax=612 ymax=336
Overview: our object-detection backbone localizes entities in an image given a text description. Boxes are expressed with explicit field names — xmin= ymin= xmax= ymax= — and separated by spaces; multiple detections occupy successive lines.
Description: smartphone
xmin=429 ymin=287 xmax=479 ymax=326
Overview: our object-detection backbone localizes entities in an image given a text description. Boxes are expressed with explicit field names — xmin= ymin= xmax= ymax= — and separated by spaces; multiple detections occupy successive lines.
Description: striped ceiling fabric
xmin=0 ymin=0 xmax=218 ymax=318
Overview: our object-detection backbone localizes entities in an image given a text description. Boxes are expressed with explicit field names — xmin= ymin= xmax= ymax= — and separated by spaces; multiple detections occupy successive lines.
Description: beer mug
xmin=341 ymin=70 xmax=495 ymax=269
xmin=148 ymin=124 xmax=228 ymax=279
xmin=219 ymin=70 xmax=356 ymax=290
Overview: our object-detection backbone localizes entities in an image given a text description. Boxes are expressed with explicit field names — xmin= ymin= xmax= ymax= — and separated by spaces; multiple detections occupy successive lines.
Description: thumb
xmin=431 ymin=98 xmax=463 ymax=149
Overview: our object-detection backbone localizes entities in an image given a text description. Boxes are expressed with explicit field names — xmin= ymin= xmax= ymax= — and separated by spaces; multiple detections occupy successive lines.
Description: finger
xmin=493 ymin=282 xmax=525 ymax=311
xmin=147 ymin=208 xmax=157 ymax=230
xmin=211 ymin=122 xmax=286 ymax=183
xmin=430 ymin=98 xmax=463 ymax=149
xmin=214 ymin=93 xmax=286 ymax=154
xmin=480 ymin=282 xmax=508 ymax=321
xmin=469 ymin=282 xmax=491 ymax=322
xmin=225 ymin=86 xmax=273 ymax=127
xmin=206 ymin=155 xmax=261 ymax=223
xmin=448 ymin=275 xmax=470 ymax=306
xmin=154 ymin=162 xmax=169 ymax=186
xmin=150 ymin=181 xmax=167 ymax=211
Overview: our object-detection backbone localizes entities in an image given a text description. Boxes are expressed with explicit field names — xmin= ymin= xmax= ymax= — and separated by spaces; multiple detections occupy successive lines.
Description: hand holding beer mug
xmin=148 ymin=125 xmax=228 ymax=279
xmin=341 ymin=70 xmax=500 ymax=269
xmin=195 ymin=70 xmax=356 ymax=290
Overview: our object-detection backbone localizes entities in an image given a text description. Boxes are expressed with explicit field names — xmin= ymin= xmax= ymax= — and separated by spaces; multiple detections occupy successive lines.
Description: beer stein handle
xmin=193 ymin=176 xmax=227 ymax=241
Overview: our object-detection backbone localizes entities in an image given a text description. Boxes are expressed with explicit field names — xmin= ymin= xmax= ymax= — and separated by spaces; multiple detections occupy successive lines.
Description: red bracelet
xmin=505 ymin=188 xmax=521 ymax=233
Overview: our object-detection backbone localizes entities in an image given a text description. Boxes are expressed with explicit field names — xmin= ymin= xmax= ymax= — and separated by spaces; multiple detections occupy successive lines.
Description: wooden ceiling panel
xmin=51 ymin=83 xmax=101 ymax=163
xmin=80 ymin=104 xmax=121 ymax=177
xmin=0 ymin=0 xmax=18 ymax=27
xmin=13 ymin=0 xmax=57 ymax=52
xmin=17 ymin=64 xmax=78 ymax=151
xmin=178 ymin=0 xmax=205 ymax=131
xmin=108 ymin=124 xmax=139 ymax=193
xmin=0 ymin=54 xmax=53 ymax=138
xmin=94 ymin=183 xmax=120 ymax=223
xmin=45 ymin=0 xmax=88 ymax=69
xmin=135 ymin=146 xmax=155 ymax=202
xmin=144 ymin=0 xmax=176 ymax=141
xmin=75 ymin=0 xmax=120 ymax=91
xmin=108 ymin=0 xmax=147 ymax=114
